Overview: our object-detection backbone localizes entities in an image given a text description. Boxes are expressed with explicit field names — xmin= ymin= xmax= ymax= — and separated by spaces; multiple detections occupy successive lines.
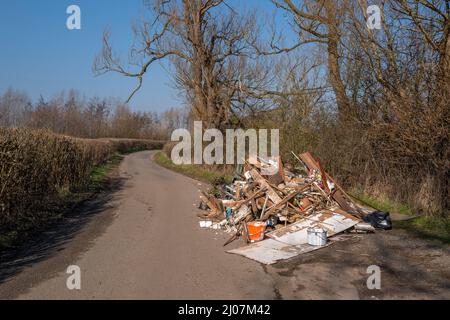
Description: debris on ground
xmin=197 ymin=152 xmax=390 ymax=264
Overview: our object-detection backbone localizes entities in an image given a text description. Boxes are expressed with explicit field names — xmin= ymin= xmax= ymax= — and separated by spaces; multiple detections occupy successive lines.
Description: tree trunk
xmin=324 ymin=1 xmax=353 ymax=122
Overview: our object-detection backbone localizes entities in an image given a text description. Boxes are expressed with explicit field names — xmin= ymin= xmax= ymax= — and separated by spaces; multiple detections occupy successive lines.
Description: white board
xmin=227 ymin=238 xmax=332 ymax=265
xmin=266 ymin=209 xmax=359 ymax=246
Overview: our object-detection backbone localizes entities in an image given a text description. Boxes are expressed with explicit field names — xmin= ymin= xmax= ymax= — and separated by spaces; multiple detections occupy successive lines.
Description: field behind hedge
xmin=0 ymin=128 xmax=163 ymax=248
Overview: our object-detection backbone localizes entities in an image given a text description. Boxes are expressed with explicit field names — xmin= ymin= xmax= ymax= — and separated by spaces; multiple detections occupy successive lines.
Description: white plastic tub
xmin=307 ymin=227 xmax=327 ymax=246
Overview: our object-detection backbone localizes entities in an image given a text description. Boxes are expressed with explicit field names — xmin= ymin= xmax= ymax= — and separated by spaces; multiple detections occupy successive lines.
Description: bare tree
xmin=0 ymin=88 xmax=31 ymax=127
xmin=393 ymin=0 xmax=450 ymax=78
xmin=84 ymin=97 xmax=111 ymax=138
xmin=272 ymin=0 xmax=356 ymax=121
xmin=161 ymin=106 xmax=190 ymax=133
xmin=94 ymin=0 xmax=269 ymax=129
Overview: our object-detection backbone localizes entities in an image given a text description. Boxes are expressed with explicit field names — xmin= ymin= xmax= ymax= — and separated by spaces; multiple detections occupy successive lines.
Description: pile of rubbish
xmin=198 ymin=152 xmax=391 ymax=264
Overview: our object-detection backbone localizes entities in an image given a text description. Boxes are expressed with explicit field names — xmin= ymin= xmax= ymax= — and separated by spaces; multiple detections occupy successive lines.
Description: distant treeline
xmin=0 ymin=88 xmax=189 ymax=140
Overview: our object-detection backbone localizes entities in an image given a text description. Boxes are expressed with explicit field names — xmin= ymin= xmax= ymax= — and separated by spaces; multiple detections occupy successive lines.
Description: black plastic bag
xmin=363 ymin=211 xmax=392 ymax=230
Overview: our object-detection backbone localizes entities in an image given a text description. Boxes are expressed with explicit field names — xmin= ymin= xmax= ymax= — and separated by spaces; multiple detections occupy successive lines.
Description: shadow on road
xmin=0 ymin=175 xmax=126 ymax=286
xmin=270 ymin=231 xmax=450 ymax=299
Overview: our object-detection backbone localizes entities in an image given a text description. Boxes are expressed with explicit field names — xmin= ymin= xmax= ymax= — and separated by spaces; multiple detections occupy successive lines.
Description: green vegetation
xmin=350 ymin=189 xmax=414 ymax=216
xmin=90 ymin=154 xmax=123 ymax=186
xmin=154 ymin=151 xmax=233 ymax=185
xmin=395 ymin=216 xmax=450 ymax=244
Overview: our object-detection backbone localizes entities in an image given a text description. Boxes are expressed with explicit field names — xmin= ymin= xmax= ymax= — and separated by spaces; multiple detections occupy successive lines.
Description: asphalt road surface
xmin=0 ymin=151 xmax=276 ymax=299
xmin=1 ymin=151 xmax=449 ymax=299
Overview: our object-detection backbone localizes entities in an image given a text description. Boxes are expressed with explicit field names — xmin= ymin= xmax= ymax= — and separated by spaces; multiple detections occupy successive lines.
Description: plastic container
xmin=307 ymin=227 xmax=327 ymax=246
xmin=246 ymin=221 xmax=266 ymax=242
xmin=199 ymin=220 xmax=213 ymax=228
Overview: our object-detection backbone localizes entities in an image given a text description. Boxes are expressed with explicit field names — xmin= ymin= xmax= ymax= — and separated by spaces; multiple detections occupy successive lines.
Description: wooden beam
xmin=250 ymin=169 xmax=282 ymax=204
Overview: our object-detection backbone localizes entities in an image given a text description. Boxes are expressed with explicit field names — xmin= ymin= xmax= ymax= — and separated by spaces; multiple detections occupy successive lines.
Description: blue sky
xmin=0 ymin=0 xmax=292 ymax=113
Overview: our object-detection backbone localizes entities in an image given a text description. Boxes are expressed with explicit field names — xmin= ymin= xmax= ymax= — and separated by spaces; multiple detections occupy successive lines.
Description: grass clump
xmin=350 ymin=189 xmax=414 ymax=216
xmin=90 ymin=154 xmax=123 ymax=186
xmin=154 ymin=151 xmax=233 ymax=185
xmin=395 ymin=216 xmax=450 ymax=244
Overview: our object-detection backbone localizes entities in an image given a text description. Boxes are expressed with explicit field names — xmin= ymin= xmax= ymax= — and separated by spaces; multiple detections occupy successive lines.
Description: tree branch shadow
xmin=0 ymin=175 xmax=126 ymax=285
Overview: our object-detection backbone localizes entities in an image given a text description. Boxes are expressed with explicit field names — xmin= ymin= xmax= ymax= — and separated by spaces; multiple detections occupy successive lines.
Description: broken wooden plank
xmin=261 ymin=190 xmax=301 ymax=220
xmin=259 ymin=194 xmax=269 ymax=220
xmin=235 ymin=184 xmax=241 ymax=200
xmin=241 ymin=221 xmax=249 ymax=244
xmin=222 ymin=199 xmax=244 ymax=208
xmin=317 ymin=158 xmax=330 ymax=194
xmin=235 ymin=188 xmax=265 ymax=210
xmin=250 ymin=169 xmax=282 ymax=204
xmin=199 ymin=191 xmax=220 ymax=214
xmin=261 ymin=182 xmax=313 ymax=220
xmin=223 ymin=232 xmax=239 ymax=246
xmin=298 ymin=152 xmax=320 ymax=171
xmin=331 ymin=189 xmax=359 ymax=216
xmin=233 ymin=204 xmax=252 ymax=223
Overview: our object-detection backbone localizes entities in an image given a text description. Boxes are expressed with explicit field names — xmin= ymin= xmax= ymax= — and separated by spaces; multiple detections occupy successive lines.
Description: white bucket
xmin=307 ymin=227 xmax=327 ymax=246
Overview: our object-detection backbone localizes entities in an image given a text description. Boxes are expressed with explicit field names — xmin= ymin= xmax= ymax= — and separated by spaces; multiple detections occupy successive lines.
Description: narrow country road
xmin=0 ymin=151 xmax=276 ymax=299
xmin=1 ymin=151 xmax=449 ymax=300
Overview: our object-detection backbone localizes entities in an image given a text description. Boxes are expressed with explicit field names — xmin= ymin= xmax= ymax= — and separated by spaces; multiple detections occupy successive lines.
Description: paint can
xmin=247 ymin=221 xmax=266 ymax=242
xmin=307 ymin=227 xmax=327 ymax=246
